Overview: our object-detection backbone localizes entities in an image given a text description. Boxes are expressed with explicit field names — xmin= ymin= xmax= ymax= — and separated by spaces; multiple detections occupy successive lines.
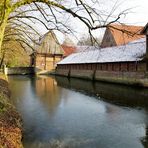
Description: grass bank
xmin=0 ymin=74 xmax=23 ymax=147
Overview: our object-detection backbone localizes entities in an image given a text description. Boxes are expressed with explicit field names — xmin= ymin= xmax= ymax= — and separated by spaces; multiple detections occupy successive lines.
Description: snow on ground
xmin=58 ymin=38 xmax=146 ymax=64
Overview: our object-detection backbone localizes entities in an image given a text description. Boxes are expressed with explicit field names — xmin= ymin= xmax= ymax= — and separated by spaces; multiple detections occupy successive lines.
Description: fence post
xmin=4 ymin=65 xmax=8 ymax=75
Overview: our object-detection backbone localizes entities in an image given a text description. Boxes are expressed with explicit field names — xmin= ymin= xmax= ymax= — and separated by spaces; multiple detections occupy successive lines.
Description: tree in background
xmin=77 ymin=35 xmax=102 ymax=46
xmin=63 ymin=35 xmax=76 ymax=46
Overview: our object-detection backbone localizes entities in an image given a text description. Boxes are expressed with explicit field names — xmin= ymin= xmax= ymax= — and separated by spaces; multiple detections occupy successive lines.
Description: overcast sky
xmin=61 ymin=0 xmax=148 ymax=43
xmin=31 ymin=0 xmax=148 ymax=43
xmin=76 ymin=0 xmax=148 ymax=34
xmin=120 ymin=0 xmax=148 ymax=25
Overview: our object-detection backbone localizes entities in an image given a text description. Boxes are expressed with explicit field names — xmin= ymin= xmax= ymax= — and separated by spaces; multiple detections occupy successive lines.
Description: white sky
xmin=119 ymin=0 xmax=148 ymax=25
xmin=29 ymin=0 xmax=148 ymax=44
xmin=60 ymin=0 xmax=148 ymax=43
xmin=74 ymin=0 xmax=148 ymax=35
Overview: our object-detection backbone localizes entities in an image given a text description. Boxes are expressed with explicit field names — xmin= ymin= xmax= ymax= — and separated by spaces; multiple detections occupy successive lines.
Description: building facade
xmin=56 ymin=30 xmax=148 ymax=86
xmin=101 ymin=24 xmax=144 ymax=48
xmin=30 ymin=31 xmax=64 ymax=73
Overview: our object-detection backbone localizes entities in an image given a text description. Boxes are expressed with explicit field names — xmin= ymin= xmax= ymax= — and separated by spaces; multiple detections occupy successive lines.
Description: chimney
xmin=141 ymin=23 xmax=148 ymax=71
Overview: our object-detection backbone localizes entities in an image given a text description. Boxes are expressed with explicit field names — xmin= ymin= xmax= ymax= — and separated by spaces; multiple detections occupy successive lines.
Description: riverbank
xmin=0 ymin=74 xmax=23 ymax=147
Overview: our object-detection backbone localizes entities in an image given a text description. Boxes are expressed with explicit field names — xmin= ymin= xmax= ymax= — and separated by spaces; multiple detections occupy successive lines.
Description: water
xmin=8 ymin=75 xmax=148 ymax=148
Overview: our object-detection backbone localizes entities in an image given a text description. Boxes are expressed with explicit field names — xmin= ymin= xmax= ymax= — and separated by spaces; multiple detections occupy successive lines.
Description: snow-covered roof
xmin=75 ymin=46 xmax=100 ymax=52
xmin=58 ymin=38 xmax=146 ymax=64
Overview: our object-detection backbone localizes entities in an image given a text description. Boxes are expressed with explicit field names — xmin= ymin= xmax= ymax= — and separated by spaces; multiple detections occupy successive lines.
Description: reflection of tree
xmin=8 ymin=76 xmax=32 ymax=104
xmin=141 ymin=126 xmax=148 ymax=148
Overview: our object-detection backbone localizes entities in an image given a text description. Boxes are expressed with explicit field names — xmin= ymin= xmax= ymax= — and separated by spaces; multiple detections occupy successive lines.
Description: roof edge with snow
xmin=58 ymin=38 xmax=146 ymax=65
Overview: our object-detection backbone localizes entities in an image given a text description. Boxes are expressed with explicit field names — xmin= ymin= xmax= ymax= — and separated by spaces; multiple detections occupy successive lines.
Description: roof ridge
xmin=109 ymin=23 xmax=144 ymax=28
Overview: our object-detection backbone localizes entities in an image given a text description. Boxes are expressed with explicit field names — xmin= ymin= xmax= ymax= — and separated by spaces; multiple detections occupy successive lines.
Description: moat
xmin=8 ymin=75 xmax=148 ymax=148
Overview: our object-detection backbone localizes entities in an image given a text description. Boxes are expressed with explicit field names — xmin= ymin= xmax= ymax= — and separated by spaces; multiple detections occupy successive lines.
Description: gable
xmin=101 ymin=24 xmax=144 ymax=48
xmin=37 ymin=31 xmax=64 ymax=55
xmin=101 ymin=28 xmax=117 ymax=48
xmin=141 ymin=23 xmax=148 ymax=35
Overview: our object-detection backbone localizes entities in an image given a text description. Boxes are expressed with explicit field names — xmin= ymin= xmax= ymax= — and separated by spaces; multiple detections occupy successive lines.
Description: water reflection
xmin=55 ymin=76 xmax=148 ymax=108
xmin=8 ymin=75 xmax=148 ymax=148
xmin=55 ymin=76 xmax=148 ymax=148
xmin=141 ymin=127 xmax=148 ymax=148
xmin=30 ymin=76 xmax=62 ymax=113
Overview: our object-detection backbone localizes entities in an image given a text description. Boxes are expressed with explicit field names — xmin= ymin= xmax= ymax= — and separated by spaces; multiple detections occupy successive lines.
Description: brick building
xmin=57 ymin=37 xmax=146 ymax=73
xmin=30 ymin=31 xmax=64 ymax=73
xmin=55 ymin=23 xmax=148 ymax=86
xmin=61 ymin=45 xmax=76 ymax=57
xmin=141 ymin=23 xmax=148 ymax=70
xmin=101 ymin=24 xmax=144 ymax=48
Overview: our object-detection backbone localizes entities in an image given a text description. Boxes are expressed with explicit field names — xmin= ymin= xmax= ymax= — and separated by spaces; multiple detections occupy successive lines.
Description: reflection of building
xmin=30 ymin=31 xmax=64 ymax=73
xmin=33 ymin=76 xmax=61 ymax=112
xmin=55 ymin=76 xmax=148 ymax=107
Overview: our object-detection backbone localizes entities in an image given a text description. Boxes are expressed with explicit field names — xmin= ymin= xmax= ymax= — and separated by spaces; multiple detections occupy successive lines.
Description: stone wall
xmin=55 ymin=69 xmax=70 ymax=77
xmin=4 ymin=67 xmax=35 ymax=75
xmin=95 ymin=70 xmax=148 ymax=86
xmin=55 ymin=68 xmax=148 ymax=87
xmin=70 ymin=69 xmax=94 ymax=80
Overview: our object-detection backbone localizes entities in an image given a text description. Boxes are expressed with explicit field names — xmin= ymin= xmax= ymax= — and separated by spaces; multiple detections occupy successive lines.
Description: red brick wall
xmin=120 ymin=63 xmax=128 ymax=71
xmin=108 ymin=63 xmax=113 ymax=71
xmin=57 ymin=61 xmax=146 ymax=72
xmin=102 ymin=64 xmax=107 ymax=71
xmin=128 ymin=63 xmax=137 ymax=71
xmin=137 ymin=62 xmax=146 ymax=72
xmin=112 ymin=63 xmax=120 ymax=71
xmin=96 ymin=64 xmax=101 ymax=70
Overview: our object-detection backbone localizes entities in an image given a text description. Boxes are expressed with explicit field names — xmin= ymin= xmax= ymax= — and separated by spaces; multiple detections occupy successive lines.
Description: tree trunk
xmin=0 ymin=52 xmax=5 ymax=68
xmin=0 ymin=9 xmax=11 ymax=54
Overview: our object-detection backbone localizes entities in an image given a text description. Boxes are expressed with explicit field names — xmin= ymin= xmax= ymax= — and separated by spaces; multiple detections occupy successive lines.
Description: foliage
xmin=3 ymin=39 xmax=30 ymax=67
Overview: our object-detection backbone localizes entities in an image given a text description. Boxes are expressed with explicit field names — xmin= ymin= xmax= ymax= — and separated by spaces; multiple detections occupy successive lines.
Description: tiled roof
xmin=101 ymin=24 xmax=144 ymax=48
xmin=62 ymin=45 xmax=76 ymax=56
xmin=62 ymin=45 xmax=100 ymax=57
xmin=109 ymin=24 xmax=144 ymax=46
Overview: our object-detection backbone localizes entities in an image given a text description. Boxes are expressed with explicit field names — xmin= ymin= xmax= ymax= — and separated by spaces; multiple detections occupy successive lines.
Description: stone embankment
xmin=55 ymin=69 xmax=148 ymax=87
xmin=0 ymin=75 xmax=23 ymax=147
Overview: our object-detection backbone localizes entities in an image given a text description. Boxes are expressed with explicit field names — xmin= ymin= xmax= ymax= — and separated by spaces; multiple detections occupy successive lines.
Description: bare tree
xmin=0 ymin=0 xmax=129 ymax=49
xmin=77 ymin=35 xmax=102 ymax=46
xmin=0 ymin=0 xmax=131 ymax=67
